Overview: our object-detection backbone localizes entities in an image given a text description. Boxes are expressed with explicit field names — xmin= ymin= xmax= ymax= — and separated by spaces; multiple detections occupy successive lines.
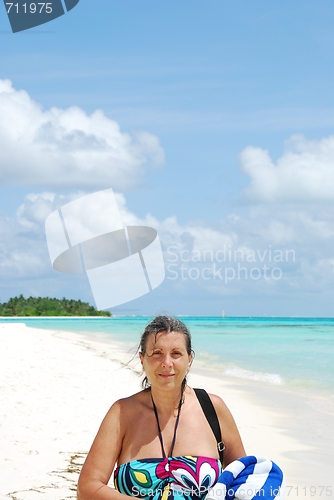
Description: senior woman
xmin=77 ymin=316 xmax=246 ymax=500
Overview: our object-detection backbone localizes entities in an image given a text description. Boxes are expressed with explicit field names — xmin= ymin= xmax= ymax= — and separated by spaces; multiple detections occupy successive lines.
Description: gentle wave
xmin=224 ymin=367 xmax=283 ymax=385
xmin=195 ymin=353 xmax=284 ymax=386
xmin=2 ymin=316 xmax=334 ymax=396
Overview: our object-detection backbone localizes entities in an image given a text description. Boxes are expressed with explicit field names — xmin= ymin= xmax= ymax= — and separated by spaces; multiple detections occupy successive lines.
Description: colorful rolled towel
xmin=206 ymin=456 xmax=285 ymax=500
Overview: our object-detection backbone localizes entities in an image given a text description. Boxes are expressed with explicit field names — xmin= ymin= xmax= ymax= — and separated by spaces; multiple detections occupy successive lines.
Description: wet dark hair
xmin=139 ymin=315 xmax=194 ymax=390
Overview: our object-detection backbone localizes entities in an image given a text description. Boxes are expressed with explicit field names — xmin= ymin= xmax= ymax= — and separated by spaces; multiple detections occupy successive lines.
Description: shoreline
xmin=1 ymin=317 xmax=333 ymax=401
xmin=1 ymin=315 xmax=334 ymax=318
xmin=1 ymin=323 xmax=333 ymax=499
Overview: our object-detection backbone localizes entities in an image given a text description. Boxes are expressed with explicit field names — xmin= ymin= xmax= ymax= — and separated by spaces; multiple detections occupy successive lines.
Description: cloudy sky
xmin=1 ymin=0 xmax=334 ymax=316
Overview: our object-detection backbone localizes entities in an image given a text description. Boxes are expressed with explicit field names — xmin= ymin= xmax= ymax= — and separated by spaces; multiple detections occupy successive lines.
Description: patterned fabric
xmin=206 ymin=456 xmax=285 ymax=500
xmin=114 ymin=455 xmax=222 ymax=500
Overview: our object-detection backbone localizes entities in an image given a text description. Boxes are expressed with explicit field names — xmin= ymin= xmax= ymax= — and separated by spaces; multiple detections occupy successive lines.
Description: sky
xmin=1 ymin=0 xmax=334 ymax=316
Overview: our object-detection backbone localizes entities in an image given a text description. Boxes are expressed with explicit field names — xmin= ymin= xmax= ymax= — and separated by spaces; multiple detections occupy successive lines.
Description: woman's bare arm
xmin=209 ymin=393 xmax=246 ymax=468
xmin=77 ymin=400 xmax=132 ymax=500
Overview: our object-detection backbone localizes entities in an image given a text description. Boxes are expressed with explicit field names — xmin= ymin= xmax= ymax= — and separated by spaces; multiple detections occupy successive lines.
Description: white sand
xmin=0 ymin=323 xmax=333 ymax=500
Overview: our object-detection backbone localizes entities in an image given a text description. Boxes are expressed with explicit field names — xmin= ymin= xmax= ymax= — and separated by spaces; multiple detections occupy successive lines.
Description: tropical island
xmin=0 ymin=295 xmax=112 ymax=317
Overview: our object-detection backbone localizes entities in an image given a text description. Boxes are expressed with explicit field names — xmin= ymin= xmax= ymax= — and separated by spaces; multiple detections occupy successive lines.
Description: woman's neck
xmin=149 ymin=386 xmax=185 ymax=414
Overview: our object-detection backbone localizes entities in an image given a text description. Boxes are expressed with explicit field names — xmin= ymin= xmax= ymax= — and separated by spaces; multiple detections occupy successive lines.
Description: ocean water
xmin=1 ymin=316 xmax=334 ymax=397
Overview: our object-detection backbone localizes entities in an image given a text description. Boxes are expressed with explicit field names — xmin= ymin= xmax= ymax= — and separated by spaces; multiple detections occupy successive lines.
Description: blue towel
xmin=206 ymin=456 xmax=285 ymax=500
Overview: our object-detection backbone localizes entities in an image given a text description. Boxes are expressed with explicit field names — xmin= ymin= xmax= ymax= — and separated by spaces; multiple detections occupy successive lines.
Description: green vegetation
xmin=0 ymin=295 xmax=111 ymax=317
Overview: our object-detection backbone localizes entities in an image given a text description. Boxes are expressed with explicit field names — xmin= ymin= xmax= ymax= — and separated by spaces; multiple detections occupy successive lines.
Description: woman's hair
xmin=139 ymin=315 xmax=193 ymax=390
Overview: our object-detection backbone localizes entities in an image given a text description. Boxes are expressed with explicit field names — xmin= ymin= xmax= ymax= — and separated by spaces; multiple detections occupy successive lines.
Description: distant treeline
xmin=0 ymin=295 xmax=111 ymax=317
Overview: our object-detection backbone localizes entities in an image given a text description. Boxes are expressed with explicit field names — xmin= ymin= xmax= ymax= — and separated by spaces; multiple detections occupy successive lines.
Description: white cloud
xmin=0 ymin=213 xmax=48 ymax=280
xmin=0 ymin=79 xmax=165 ymax=190
xmin=114 ymin=204 xmax=236 ymax=255
xmin=16 ymin=192 xmax=59 ymax=229
xmin=240 ymin=134 xmax=334 ymax=202
xmin=1 ymin=188 xmax=334 ymax=312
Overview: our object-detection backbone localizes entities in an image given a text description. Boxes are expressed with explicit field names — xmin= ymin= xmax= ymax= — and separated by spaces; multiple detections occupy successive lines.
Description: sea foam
xmin=224 ymin=367 xmax=283 ymax=385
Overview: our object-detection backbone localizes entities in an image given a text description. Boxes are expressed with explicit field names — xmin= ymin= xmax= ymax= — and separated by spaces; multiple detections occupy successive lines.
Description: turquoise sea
xmin=2 ymin=316 xmax=334 ymax=398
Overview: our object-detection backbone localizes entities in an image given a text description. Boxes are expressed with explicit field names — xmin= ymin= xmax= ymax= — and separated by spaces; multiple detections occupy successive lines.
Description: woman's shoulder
xmin=209 ymin=392 xmax=233 ymax=412
xmin=106 ymin=390 xmax=150 ymax=416
xmin=193 ymin=388 xmax=232 ymax=418
xmin=101 ymin=390 xmax=151 ymax=438
xmin=191 ymin=387 xmax=225 ymax=404
xmin=207 ymin=392 xmax=225 ymax=406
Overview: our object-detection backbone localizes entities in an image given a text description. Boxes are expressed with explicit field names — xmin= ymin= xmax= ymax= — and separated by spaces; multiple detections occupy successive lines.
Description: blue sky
xmin=1 ymin=0 xmax=334 ymax=316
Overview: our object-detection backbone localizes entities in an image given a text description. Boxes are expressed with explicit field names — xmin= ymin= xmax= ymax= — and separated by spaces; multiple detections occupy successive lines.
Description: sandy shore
xmin=1 ymin=323 xmax=333 ymax=500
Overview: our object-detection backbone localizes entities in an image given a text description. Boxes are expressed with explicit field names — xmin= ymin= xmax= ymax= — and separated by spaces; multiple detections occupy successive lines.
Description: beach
xmin=1 ymin=322 xmax=333 ymax=500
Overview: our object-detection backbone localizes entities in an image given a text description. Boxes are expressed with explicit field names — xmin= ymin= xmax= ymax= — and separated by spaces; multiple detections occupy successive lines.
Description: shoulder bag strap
xmin=194 ymin=388 xmax=225 ymax=464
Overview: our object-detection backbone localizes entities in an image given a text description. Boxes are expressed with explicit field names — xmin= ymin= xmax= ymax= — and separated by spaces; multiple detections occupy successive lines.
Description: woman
xmin=77 ymin=316 xmax=246 ymax=500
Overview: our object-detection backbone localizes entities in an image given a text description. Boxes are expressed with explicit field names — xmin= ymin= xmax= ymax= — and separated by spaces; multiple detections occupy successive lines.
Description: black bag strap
xmin=194 ymin=388 xmax=225 ymax=464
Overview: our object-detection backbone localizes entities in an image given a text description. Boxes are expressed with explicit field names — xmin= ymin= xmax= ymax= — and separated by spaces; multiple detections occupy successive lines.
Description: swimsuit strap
xmin=151 ymin=392 xmax=183 ymax=458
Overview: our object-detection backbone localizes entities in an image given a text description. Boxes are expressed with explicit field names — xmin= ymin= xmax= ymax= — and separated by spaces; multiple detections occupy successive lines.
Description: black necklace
xmin=151 ymin=393 xmax=183 ymax=458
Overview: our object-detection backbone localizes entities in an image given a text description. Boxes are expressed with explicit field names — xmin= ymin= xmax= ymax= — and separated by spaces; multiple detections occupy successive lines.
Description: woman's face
xmin=139 ymin=331 xmax=192 ymax=391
